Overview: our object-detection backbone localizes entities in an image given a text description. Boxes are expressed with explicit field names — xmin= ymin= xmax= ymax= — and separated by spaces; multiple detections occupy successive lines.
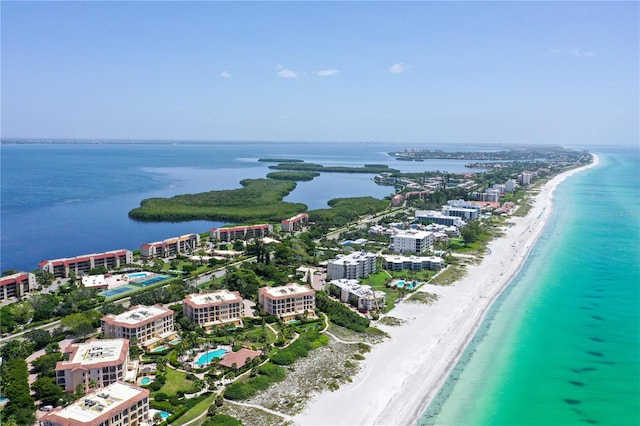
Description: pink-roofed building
xmin=39 ymin=250 xmax=133 ymax=278
xmin=140 ymin=233 xmax=200 ymax=259
xmin=210 ymin=224 xmax=273 ymax=242
xmin=281 ymin=213 xmax=308 ymax=232
xmin=56 ymin=339 xmax=130 ymax=393
xmin=0 ymin=272 xmax=38 ymax=301
xmin=258 ymin=284 xmax=315 ymax=321
xmin=218 ymin=348 xmax=262 ymax=370
xmin=183 ymin=290 xmax=244 ymax=331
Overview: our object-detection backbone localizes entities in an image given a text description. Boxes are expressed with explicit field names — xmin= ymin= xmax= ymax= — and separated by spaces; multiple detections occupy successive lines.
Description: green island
xmin=257 ymin=158 xmax=304 ymax=163
xmin=268 ymin=162 xmax=400 ymax=174
xmin=128 ymin=179 xmax=306 ymax=222
xmin=266 ymin=171 xmax=320 ymax=181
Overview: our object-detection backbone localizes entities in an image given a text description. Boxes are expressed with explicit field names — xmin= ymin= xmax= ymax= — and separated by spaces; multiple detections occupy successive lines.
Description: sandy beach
xmin=294 ymin=155 xmax=600 ymax=426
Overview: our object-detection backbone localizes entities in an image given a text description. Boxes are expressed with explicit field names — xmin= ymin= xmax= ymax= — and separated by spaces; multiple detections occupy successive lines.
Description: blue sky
xmin=1 ymin=1 xmax=638 ymax=145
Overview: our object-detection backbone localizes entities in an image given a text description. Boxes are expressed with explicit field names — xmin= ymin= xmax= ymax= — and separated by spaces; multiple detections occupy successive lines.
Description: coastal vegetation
xmin=258 ymin=158 xmax=304 ymax=163
xmin=128 ymin=179 xmax=306 ymax=222
xmin=266 ymin=171 xmax=320 ymax=181
xmin=268 ymin=162 xmax=399 ymax=174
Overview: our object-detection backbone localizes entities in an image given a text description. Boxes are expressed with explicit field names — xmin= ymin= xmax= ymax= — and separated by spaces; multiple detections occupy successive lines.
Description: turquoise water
xmin=421 ymin=148 xmax=640 ymax=426
xmin=158 ymin=410 xmax=170 ymax=420
xmin=195 ymin=348 xmax=228 ymax=366
xmin=140 ymin=377 xmax=152 ymax=385
xmin=151 ymin=345 xmax=169 ymax=353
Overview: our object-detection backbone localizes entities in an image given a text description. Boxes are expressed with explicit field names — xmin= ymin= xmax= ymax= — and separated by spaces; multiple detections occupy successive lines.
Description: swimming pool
xmin=128 ymin=272 xmax=151 ymax=279
xmin=151 ymin=345 xmax=169 ymax=353
xmin=396 ymin=280 xmax=406 ymax=288
xmin=140 ymin=377 xmax=153 ymax=385
xmin=194 ymin=349 xmax=228 ymax=367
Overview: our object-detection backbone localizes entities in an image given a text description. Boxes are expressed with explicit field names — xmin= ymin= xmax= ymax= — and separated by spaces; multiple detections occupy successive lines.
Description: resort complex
xmin=0 ymin=146 xmax=596 ymax=426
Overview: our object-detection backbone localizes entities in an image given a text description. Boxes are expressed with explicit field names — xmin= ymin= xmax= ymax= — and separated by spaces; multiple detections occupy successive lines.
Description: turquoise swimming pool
xmin=140 ymin=377 xmax=153 ymax=385
xmin=194 ymin=349 xmax=228 ymax=367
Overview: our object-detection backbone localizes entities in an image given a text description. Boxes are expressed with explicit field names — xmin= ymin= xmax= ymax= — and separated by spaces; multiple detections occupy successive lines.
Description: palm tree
xmin=153 ymin=413 xmax=164 ymax=425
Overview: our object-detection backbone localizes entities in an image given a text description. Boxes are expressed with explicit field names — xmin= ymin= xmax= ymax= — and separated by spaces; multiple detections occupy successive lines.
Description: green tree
xmin=31 ymin=377 xmax=64 ymax=406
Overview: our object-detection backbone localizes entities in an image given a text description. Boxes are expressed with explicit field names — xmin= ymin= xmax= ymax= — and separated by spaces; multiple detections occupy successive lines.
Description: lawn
xmin=170 ymin=393 xmax=216 ymax=426
xmin=156 ymin=367 xmax=198 ymax=396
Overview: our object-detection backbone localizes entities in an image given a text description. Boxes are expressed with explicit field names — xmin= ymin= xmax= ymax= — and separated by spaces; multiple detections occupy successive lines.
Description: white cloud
xmin=551 ymin=49 xmax=562 ymax=55
xmin=219 ymin=70 xmax=231 ymax=78
xmin=314 ymin=69 xmax=340 ymax=77
xmin=569 ymin=48 xmax=595 ymax=58
xmin=276 ymin=64 xmax=298 ymax=78
xmin=388 ymin=63 xmax=408 ymax=74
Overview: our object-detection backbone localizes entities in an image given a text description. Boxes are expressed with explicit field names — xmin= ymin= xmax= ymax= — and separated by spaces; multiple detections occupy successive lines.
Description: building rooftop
xmin=42 ymin=382 xmax=147 ymax=424
xmin=260 ymin=284 xmax=313 ymax=298
xmin=65 ymin=339 xmax=127 ymax=366
xmin=185 ymin=290 xmax=242 ymax=306
xmin=105 ymin=305 xmax=171 ymax=326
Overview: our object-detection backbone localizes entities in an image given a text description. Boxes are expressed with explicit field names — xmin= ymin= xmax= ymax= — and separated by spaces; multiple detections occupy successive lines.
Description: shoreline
xmin=293 ymin=155 xmax=600 ymax=426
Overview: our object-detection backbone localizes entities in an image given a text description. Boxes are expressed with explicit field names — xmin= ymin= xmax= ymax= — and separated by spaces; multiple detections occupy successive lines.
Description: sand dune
xmin=294 ymin=155 xmax=599 ymax=426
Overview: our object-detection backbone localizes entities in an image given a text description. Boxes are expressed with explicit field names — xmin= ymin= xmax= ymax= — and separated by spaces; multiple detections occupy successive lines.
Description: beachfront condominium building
xmin=56 ymin=339 xmax=130 ymax=393
xmin=327 ymin=279 xmax=386 ymax=312
xmin=140 ymin=233 xmax=200 ymax=259
xmin=39 ymin=250 xmax=133 ymax=278
xmin=258 ymin=284 xmax=316 ymax=321
xmin=415 ymin=210 xmax=465 ymax=227
xmin=520 ymin=171 xmax=533 ymax=185
xmin=40 ymin=381 xmax=150 ymax=426
xmin=101 ymin=305 xmax=175 ymax=351
xmin=442 ymin=206 xmax=479 ymax=221
xmin=183 ymin=290 xmax=244 ymax=331
xmin=0 ymin=272 xmax=38 ymax=301
xmin=281 ymin=213 xmax=309 ymax=232
xmin=505 ymin=179 xmax=517 ymax=193
xmin=391 ymin=230 xmax=434 ymax=254
xmin=382 ymin=254 xmax=445 ymax=272
xmin=327 ymin=251 xmax=377 ymax=280
xmin=210 ymin=224 xmax=273 ymax=242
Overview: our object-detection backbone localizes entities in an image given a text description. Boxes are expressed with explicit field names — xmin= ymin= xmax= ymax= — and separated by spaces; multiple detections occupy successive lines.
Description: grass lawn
xmin=170 ymin=393 xmax=216 ymax=426
xmin=156 ymin=367 xmax=197 ymax=396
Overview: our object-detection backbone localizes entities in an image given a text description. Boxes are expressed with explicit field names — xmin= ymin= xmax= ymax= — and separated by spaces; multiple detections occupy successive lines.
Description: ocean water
xmin=420 ymin=147 xmax=640 ymax=426
xmin=0 ymin=141 xmax=489 ymax=272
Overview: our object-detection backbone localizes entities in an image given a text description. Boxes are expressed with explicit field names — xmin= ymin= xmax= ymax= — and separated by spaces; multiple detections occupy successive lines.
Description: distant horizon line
xmin=0 ymin=137 xmax=610 ymax=148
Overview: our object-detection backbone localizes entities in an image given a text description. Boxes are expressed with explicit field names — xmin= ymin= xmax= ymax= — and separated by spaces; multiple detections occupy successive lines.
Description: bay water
xmin=420 ymin=147 xmax=640 ymax=426
xmin=1 ymin=141 xmax=487 ymax=272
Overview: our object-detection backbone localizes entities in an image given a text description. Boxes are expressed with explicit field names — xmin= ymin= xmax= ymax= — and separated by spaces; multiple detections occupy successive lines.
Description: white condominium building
xmin=258 ymin=284 xmax=316 ymax=321
xmin=183 ymin=290 xmax=244 ymax=331
xmin=327 ymin=251 xmax=377 ymax=280
xmin=211 ymin=224 xmax=273 ymax=242
xmin=101 ymin=305 xmax=175 ymax=351
xmin=391 ymin=230 xmax=434 ymax=254
xmin=56 ymin=339 xmax=130 ymax=393
xmin=140 ymin=233 xmax=200 ymax=259
xmin=39 ymin=250 xmax=133 ymax=278
xmin=382 ymin=254 xmax=445 ymax=271
xmin=327 ymin=279 xmax=386 ymax=312
xmin=40 ymin=381 xmax=149 ymax=426
xmin=442 ymin=206 xmax=479 ymax=221
xmin=0 ymin=272 xmax=37 ymax=301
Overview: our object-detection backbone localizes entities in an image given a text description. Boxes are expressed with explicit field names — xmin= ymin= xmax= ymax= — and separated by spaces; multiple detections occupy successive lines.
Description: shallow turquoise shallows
xmin=421 ymin=147 xmax=640 ymax=426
